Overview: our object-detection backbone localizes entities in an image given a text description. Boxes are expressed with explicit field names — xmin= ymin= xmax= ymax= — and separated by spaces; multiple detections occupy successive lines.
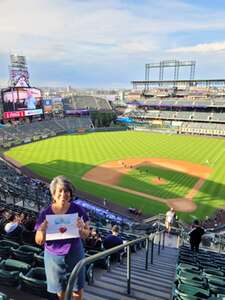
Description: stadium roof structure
xmin=131 ymin=79 xmax=225 ymax=89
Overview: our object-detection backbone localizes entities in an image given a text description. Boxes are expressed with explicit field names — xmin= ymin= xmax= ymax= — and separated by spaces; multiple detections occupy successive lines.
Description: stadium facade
xmin=125 ymin=60 xmax=225 ymax=137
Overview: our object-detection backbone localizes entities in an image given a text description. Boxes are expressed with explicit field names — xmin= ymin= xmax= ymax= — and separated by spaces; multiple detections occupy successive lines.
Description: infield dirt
xmin=83 ymin=158 xmax=213 ymax=212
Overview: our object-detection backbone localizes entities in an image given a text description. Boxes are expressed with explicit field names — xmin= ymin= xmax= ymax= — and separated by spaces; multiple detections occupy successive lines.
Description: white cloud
xmin=0 ymin=0 xmax=225 ymax=63
xmin=0 ymin=0 xmax=160 ymax=63
xmin=1 ymin=0 xmax=225 ymax=86
xmin=168 ymin=41 xmax=225 ymax=53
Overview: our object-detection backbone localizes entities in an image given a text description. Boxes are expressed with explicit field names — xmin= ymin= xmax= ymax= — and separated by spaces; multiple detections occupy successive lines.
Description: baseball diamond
xmin=5 ymin=131 xmax=225 ymax=223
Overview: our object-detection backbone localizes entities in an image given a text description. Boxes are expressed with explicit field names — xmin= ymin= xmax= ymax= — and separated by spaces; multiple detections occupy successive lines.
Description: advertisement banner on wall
xmin=24 ymin=109 xmax=43 ymax=116
xmin=3 ymin=111 xmax=25 ymax=119
xmin=3 ymin=109 xmax=43 ymax=119
xmin=65 ymin=109 xmax=89 ymax=116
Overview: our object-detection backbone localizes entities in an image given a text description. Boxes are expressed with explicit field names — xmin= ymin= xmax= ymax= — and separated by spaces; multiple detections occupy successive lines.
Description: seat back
xmin=34 ymin=251 xmax=44 ymax=267
xmin=10 ymin=247 xmax=35 ymax=264
xmin=19 ymin=267 xmax=48 ymax=297
xmin=2 ymin=259 xmax=31 ymax=274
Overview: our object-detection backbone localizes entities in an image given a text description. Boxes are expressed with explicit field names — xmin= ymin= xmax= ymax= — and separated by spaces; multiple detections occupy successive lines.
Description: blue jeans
xmin=44 ymin=240 xmax=85 ymax=294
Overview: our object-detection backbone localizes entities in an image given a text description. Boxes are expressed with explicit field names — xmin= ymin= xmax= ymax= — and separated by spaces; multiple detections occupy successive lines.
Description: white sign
xmin=24 ymin=109 xmax=43 ymax=116
xmin=46 ymin=213 xmax=79 ymax=241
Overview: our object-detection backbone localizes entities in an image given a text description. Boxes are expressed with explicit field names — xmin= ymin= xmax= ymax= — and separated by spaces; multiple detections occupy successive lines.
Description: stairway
xmin=84 ymin=238 xmax=178 ymax=300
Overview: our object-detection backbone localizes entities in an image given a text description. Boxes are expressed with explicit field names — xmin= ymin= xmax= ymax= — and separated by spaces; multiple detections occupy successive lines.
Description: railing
xmin=65 ymin=230 xmax=166 ymax=300
xmin=144 ymin=214 xmax=225 ymax=255
xmin=142 ymin=213 xmax=186 ymax=238
xmin=177 ymin=223 xmax=225 ymax=254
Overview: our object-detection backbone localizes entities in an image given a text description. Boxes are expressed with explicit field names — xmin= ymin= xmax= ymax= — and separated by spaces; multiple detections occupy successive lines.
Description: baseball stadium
xmin=1 ymin=57 xmax=225 ymax=299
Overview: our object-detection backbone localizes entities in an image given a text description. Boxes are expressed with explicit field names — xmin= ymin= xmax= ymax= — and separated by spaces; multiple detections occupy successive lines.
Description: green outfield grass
xmin=119 ymin=166 xmax=198 ymax=199
xmin=4 ymin=131 xmax=225 ymax=223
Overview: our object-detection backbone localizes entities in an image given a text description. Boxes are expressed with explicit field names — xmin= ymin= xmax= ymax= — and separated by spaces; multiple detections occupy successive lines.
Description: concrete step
xmin=108 ymin=269 xmax=174 ymax=286
xmin=85 ymin=280 xmax=170 ymax=300
xmin=101 ymin=275 xmax=172 ymax=294
xmin=112 ymin=267 xmax=175 ymax=283
xmin=84 ymin=244 xmax=178 ymax=300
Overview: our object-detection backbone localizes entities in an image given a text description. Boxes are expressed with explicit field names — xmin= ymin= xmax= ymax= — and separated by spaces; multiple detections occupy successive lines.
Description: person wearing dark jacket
xmin=189 ymin=220 xmax=205 ymax=252
xmin=103 ymin=225 xmax=123 ymax=262
xmin=103 ymin=225 xmax=123 ymax=250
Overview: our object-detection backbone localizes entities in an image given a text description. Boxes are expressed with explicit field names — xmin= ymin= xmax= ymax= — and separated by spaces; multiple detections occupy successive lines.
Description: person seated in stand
xmin=128 ymin=207 xmax=133 ymax=213
xmin=128 ymin=207 xmax=136 ymax=214
xmin=19 ymin=212 xmax=29 ymax=226
xmin=4 ymin=213 xmax=23 ymax=241
xmin=137 ymin=209 xmax=142 ymax=216
xmin=85 ymin=229 xmax=102 ymax=250
xmin=103 ymin=225 xmax=123 ymax=261
xmin=21 ymin=218 xmax=36 ymax=245
xmin=93 ymin=230 xmax=102 ymax=250
xmin=0 ymin=210 xmax=10 ymax=235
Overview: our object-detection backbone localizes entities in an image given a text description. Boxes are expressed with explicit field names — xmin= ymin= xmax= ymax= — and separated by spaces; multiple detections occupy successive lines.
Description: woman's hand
xmin=77 ymin=217 xmax=85 ymax=232
xmin=77 ymin=217 xmax=89 ymax=239
xmin=39 ymin=220 xmax=48 ymax=233
xmin=35 ymin=220 xmax=48 ymax=246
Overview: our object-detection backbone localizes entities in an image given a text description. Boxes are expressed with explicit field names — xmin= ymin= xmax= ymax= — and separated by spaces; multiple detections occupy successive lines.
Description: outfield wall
xmin=1 ymin=126 xmax=128 ymax=149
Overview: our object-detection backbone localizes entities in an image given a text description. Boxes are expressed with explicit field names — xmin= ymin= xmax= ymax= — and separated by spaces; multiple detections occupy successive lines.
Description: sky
xmin=0 ymin=0 xmax=225 ymax=88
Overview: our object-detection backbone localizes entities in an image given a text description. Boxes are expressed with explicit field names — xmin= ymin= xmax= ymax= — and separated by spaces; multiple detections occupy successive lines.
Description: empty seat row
xmin=173 ymin=245 xmax=225 ymax=299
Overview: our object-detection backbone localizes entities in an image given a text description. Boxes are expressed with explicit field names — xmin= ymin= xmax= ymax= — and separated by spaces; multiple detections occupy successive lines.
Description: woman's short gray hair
xmin=49 ymin=175 xmax=75 ymax=199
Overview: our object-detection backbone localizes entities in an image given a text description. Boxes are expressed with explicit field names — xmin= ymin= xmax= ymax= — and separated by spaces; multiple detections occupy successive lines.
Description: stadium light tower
xmin=144 ymin=60 xmax=196 ymax=89
xmin=9 ymin=54 xmax=30 ymax=87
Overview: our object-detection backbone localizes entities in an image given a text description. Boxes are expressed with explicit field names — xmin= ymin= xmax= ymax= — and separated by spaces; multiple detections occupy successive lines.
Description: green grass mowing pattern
xmin=119 ymin=166 xmax=198 ymax=199
xmin=5 ymin=131 xmax=225 ymax=223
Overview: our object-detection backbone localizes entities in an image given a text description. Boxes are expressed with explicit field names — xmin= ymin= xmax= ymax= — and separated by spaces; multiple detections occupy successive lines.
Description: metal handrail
xmin=142 ymin=213 xmax=165 ymax=224
xmin=64 ymin=232 xmax=163 ymax=300
xmin=144 ymin=214 xmax=187 ymax=234
xmin=176 ymin=223 xmax=225 ymax=252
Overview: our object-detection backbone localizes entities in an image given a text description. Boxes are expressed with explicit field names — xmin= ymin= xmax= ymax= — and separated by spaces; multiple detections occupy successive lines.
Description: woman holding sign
xmin=35 ymin=176 xmax=89 ymax=300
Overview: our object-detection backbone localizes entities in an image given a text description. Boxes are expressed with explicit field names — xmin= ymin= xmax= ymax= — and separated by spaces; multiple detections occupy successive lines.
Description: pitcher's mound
xmin=152 ymin=178 xmax=168 ymax=185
